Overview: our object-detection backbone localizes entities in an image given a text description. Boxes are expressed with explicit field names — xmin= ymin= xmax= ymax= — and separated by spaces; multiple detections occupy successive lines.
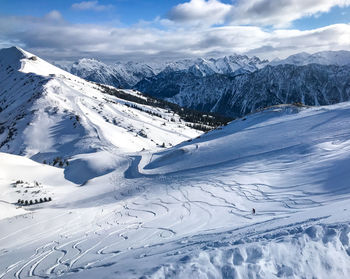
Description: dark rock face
xmin=136 ymin=64 xmax=350 ymax=117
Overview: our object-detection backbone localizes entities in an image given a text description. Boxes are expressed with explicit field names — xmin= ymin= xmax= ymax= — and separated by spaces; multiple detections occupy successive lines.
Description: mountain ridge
xmin=57 ymin=50 xmax=350 ymax=91
xmin=0 ymin=46 xmax=205 ymax=183
xmin=58 ymin=53 xmax=269 ymax=88
xmin=55 ymin=49 xmax=350 ymax=118
xmin=136 ymin=63 xmax=350 ymax=117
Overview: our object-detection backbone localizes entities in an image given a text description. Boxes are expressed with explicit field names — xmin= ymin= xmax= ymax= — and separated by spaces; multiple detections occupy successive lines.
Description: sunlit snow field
xmin=1 ymin=47 xmax=350 ymax=279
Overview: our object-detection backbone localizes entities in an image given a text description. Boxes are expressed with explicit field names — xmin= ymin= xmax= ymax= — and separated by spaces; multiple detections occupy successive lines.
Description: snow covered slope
xmin=0 ymin=152 xmax=74 ymax=219
xmin=1 ymin=98 xmax=350 ymax=278
xmin=0 ymin=46 xmax=201 ymax=183
xmin=2 ymin=46 xmax=350 ymax=278
xmin=66 ymin=59 xmax=155 ymax=88
xmin=67 ymin=58 xmax=130 ymax=88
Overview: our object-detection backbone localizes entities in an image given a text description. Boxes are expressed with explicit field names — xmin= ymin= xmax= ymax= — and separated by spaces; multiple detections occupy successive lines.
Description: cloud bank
xmin=229 ymin=0 xmax=350 ymax=27
xmin=1 ymin=0 xmax=350 ymax=62
xmin=168 ymin=0 xmax=350 ymax=27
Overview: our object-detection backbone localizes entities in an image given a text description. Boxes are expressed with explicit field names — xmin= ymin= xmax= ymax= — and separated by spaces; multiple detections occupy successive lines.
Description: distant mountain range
xmin=58 ymin=54 xmax=269 ymax=88
xmin=166 ymin=64 xmax=350 ymax=117
xmin=58 ymin=50 xmax=350 ymax=117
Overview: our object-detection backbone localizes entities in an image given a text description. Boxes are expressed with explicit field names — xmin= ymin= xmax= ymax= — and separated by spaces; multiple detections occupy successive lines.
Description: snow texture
xmin=0 ymin=46 xmax=200 ymax=183
xmin=1 ymin=47 xmax=350 ymax=279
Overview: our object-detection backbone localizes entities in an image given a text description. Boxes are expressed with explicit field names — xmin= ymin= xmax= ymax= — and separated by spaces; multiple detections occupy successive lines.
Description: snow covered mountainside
xmin=2 ymin=99 xmax=350 ymax=278
xmin=60 ymin=54 xmax=268 ymax=88
xmin=62 ymin=58 xmax=155 ymax=89
xmin=0 ymin=46 xmax=206 ymax=183
xmin=137 ymin=63 xmax=350 ymax=117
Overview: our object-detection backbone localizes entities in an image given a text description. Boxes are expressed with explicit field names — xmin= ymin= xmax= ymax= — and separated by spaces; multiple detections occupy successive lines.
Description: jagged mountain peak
xmin=137 ymin=62 xmax=350 ymax=117
xmin=59 ymin=53 xmax=269 ymax=88
xmin=72 ymin=58 xmax=112 ymax=70
xmin=74 ymin=57 xmax=102 ymax=65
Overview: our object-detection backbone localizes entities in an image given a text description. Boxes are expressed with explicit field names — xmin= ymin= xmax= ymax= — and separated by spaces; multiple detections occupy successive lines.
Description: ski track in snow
xmin=1 ymin=155 xmax=347 ymax=279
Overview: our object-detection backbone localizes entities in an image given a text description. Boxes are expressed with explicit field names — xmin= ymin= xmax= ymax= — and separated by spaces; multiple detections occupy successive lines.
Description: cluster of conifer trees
xmin=17 ymin=197 xmax=52 ymax=206
xmin=99 ymin=85 xmax=232 ymax=130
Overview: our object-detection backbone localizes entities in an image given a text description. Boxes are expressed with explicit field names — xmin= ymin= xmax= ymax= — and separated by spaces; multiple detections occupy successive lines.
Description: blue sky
xmin=0 ymin=0 xmax=350 ymax=62
xmin=1 ymin=0 xmax=349 ymax=28
xmin=293 ymin=5 xmax=350 ymax=30
xmin=1 ymin=0 xmax=186 ymax=25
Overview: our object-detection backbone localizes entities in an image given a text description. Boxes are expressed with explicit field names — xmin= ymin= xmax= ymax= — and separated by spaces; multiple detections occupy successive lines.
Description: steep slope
xmin=138 ymin=64 xmax=350 ymax=117
xmin=68 ymin=58 xmax=130 ymax=88
xmin=2 ymin=102 xmax=350 ymax=278
xmin=67 ymin=58 xmax=155 ymax=88
xmin=0 ymin=46 xmax=201 ymax=183
xmin=113 ymin=61 xmax=155 ymax=86
xmin=142 ymin=103 xmax=350 ymax=175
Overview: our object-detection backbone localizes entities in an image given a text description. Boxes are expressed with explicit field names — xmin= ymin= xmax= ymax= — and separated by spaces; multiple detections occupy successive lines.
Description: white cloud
xmin=72 ymin=1 xmax=113 ymax=12
xmin=229 ymin=0 xmax=350 ymax=27
xmin=167 ymin=0 xmax=350 ymax=28
xmin=1 ymin=13 xmax=350 ymax=62
xmin=167 ymin=0 xmax=231 ymax=26
xmin=44 ymin=10 xmax=63 ymax=21
xmin=1 ymin=1 xmax=350 ymax=63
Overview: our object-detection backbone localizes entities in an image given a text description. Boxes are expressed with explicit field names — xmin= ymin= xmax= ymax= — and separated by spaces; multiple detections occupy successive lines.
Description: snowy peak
xmin=213 ymin=54 xmax=268 ymax=74
xmin=270 ymin=50 xmax=350 ymax=66
xmin=156 ymin=54 xmax=269 ymax=77
xmin=60 ymin=53 xmax=269 ymax=88
xmin=67 ymin=58 xmax=155 ymax=88
xmin=72 ymin=58 xmax=107 ymax=70
xmin=0 ymin=46 xmax=207 ymax=183
xmin=309 ymin=50 xmax=350 ymax=65
xmin=0 ymin=46 xmax=27 ymax=70
xmin=68 ymin=58 xmax=130 ymax=88
xmin=113 ymin=61 xmax=155 ymax=85
xmin=0 ymin=46 xmax=80 ymax=81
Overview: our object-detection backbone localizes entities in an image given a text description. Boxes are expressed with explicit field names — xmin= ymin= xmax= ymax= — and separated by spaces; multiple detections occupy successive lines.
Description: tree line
xmin=98 ymin=85 xmax=232 ymax=130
